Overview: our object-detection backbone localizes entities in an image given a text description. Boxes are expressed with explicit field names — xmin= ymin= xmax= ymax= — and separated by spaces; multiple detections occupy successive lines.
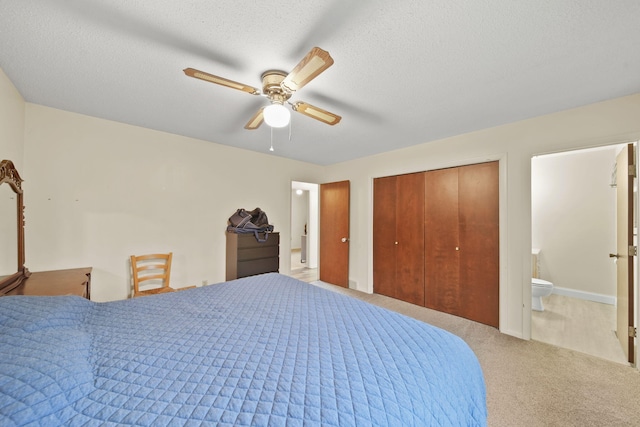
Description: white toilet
xmin=531 ymin=278 xmax=554 ymax=311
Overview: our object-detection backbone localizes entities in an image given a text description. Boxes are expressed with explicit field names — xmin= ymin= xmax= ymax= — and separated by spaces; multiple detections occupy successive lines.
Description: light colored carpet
xmin=309 ymin=281 xmax=640 ymax=427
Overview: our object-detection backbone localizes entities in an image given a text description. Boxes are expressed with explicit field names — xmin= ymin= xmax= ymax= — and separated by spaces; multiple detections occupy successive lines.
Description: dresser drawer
xmin=226 ymin=232 xmax=280 ymax=280
xmin=237 ymin=257 xmax=279 ymax=278
xmin=238 ymin=245 xmax=279 ymax=261
xmin=234 ymin=232 xmax=279 ymax=249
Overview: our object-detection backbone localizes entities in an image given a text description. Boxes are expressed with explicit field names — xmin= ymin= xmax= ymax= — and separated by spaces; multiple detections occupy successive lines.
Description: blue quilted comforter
xmin=0 ymin=273 xmax=486 ymax=426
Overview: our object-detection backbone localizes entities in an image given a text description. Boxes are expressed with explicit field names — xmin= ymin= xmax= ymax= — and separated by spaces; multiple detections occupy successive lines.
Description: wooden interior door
xmin=394 ymin=172 xmax=425 ymax=306
xmin=458 ymin=162 xmax=499 ymax=328
xmin=425 ymin=168 xmax=461 ymax=314
xmin=319 ymin=180 xmax=350 ymax=287
xmin=615 ymin=144 xmax=635 ymax=364
xmin=373 ymin=176 xmax=397 ymax=298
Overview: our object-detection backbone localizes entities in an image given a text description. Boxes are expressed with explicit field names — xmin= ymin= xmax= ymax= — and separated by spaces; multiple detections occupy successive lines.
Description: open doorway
xmin=290 ymin=181 xmax=319 ymax=282
xmin=531 ymin=143 xmax=635 ymax=365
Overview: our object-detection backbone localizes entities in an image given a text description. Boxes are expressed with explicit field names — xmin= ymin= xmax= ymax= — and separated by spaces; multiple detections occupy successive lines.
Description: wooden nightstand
xmin=5 ymin=267 xmax=92 ymax=299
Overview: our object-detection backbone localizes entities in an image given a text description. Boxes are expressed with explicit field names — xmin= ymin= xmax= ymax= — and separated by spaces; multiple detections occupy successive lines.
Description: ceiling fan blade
xmin=183 ymin=68 xmax=260 ymax=95
xmin=281 ymin=47 xmax=334 ymax=93
xmin=244 ymin=108 xmax=265 ymax=130
xmin=292 ymin=102 xmax=341 ymax=126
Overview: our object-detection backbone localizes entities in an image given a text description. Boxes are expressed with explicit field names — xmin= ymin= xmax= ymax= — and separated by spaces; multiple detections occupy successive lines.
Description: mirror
xmin=0 ymin=159 xmax=28 ymax=294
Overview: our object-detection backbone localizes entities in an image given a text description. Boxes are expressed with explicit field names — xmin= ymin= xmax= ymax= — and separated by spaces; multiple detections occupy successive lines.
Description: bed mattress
xmin=1 ymin=273 xmax=486 ymax=426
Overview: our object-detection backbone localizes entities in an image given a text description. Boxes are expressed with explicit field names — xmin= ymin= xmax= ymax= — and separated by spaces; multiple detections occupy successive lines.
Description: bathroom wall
xmin=531 ymin=145 xmax=621 ymax=301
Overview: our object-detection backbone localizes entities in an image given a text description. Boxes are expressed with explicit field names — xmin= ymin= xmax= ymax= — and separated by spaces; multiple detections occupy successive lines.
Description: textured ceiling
xmin=1 ymin=0 xmax=639 ymax=165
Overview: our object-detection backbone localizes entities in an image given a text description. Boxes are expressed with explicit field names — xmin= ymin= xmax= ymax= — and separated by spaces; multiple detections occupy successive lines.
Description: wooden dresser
xmin=226 ymin=232 xmax=279 ymax=280
xmin=5 ymin=267 xmax=92 ymax=299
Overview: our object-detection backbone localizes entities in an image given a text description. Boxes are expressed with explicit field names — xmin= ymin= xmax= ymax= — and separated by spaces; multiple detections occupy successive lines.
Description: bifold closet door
xmin=425 ymin=162 xmax=499 ymax=327
xmin=373 ymin=176 xmax=397 ymax=299
xmin=425 ymin=168 xmax=461 ymax=314
xmin=395 ymin=172 xmax=425 ymax=305
xmin=373 ymin=173 xmax=425 ymax=305
xmin=458 ymin=162 xmax=499 ymax=327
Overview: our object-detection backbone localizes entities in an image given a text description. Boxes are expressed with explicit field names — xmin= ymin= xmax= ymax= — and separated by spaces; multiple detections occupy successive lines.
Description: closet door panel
xmin=373 ymin=176 xmax=397 ymax=298
xmin=459 ymin=161 xmax=499 ymax=327
xmin=425 ymin=168 xmax=460 ymax=313
xmin=395 ymin=172 xmax=425 ymax=306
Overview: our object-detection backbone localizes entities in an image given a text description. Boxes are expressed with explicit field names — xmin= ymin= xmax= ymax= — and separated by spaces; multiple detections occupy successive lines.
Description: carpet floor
xmin=310 ymin=280 xmax=640 ymax=427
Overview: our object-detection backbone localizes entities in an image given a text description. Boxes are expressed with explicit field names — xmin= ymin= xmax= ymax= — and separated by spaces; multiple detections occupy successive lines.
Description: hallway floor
xmin=288 ymin=248 xmax=318 ymax=283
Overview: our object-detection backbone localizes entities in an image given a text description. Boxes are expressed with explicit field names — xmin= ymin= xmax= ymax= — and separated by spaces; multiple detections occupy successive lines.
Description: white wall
xmin=323 ymin=93 xmax=640 ymax=339
xmin=21 ymin=104 xmax=324 ymax=302
xmin=532 ymin=146 xmax=619 ymax=301
xmin=290 ymin=189 xmax=308 ymax=250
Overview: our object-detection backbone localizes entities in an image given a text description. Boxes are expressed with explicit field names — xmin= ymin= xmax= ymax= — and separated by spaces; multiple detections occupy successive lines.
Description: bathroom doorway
xmin=290 ymin=181 xmax=319 ymax=282
xmin=531 ymin=143 xmax=636 ymax=365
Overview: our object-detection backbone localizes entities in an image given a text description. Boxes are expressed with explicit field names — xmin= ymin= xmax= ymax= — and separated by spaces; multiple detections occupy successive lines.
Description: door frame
xmin=530 ymin=140 xmax=639 ymax=368
xmin=290 ymin=181 xmax=319 ymax=271
xmin=290 ymin=180 xmax=350 ymax=286
xmin=615 ymin=143 xmax=635 ymax=363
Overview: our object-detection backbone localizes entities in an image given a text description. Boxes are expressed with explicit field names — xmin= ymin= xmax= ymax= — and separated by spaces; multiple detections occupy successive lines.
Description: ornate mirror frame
xmin=0 ymin=159 xmax=29 ymax=294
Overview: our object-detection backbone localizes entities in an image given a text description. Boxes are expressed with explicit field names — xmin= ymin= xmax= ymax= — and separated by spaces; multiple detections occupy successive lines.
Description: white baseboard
xmin=552 ymin=286 xmax=616 ymax=305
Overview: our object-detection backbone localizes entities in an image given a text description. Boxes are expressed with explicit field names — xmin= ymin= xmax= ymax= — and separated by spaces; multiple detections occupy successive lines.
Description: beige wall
xmin=0 ymin=68 xmax=25 ymax=167
xmin=323 ymin=93 xmax=640 ymax=338
xmin=21 ymin=104 xmax=324 ymax=302
xmin=0 ymin=69 xmax=26 ymax=281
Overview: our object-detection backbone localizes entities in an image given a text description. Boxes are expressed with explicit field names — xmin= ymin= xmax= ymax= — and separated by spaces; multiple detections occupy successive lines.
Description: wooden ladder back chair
xmin=130 ymin=253 xmax=176 ymax=297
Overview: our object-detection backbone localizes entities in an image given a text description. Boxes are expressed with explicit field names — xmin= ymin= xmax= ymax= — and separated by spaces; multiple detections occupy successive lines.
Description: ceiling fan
xmin=183 ymin=47 xmax=342 ymax=130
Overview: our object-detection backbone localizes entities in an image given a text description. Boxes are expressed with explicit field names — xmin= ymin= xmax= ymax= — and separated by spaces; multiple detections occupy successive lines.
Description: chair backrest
xmin=130 ymin=253 xmax=173 ymax=297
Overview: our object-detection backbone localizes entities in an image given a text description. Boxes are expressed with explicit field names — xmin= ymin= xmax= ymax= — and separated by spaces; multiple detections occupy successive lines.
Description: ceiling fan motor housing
xmin=261 ymin=70 xmax=291 ymax=104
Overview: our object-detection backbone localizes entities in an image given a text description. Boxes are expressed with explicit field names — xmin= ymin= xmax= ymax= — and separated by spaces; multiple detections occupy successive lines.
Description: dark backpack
xmin=227 ymin=208 xmax=274 ymax=242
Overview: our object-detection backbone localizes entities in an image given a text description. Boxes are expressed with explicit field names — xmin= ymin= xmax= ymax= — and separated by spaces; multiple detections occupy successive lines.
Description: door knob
xmin=341 ymin=237 xmax=349 ymax=243
xmin=609 ymin=253 xmax=621 ymax=258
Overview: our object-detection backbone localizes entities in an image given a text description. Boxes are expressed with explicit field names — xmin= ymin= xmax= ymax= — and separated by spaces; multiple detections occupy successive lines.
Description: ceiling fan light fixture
xmin=184 ymin=47 xmax=339 ymax=131
xmin=263 ymin=103 xmax=290 ymax=128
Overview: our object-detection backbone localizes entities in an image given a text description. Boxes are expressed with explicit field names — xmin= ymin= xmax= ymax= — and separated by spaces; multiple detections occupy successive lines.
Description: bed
xmin=0 ymin=273 xmax=486 ymax=426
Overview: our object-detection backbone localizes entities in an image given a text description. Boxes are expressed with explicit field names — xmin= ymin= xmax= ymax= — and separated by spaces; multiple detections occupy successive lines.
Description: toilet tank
xmin=532 ymin=248 xmax=541 ymax=278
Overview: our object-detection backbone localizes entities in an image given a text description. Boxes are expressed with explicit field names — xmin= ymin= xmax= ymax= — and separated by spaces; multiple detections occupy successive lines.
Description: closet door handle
xmin=341 ymin=237 xmax=349 ymax=243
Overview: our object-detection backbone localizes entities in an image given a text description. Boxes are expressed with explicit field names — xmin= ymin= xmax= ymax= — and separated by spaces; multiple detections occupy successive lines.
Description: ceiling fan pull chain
xmin=288 ymin=119 xmax=292 ymax=142
xmin=270 ymin=127 xmax=274 ymax=152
